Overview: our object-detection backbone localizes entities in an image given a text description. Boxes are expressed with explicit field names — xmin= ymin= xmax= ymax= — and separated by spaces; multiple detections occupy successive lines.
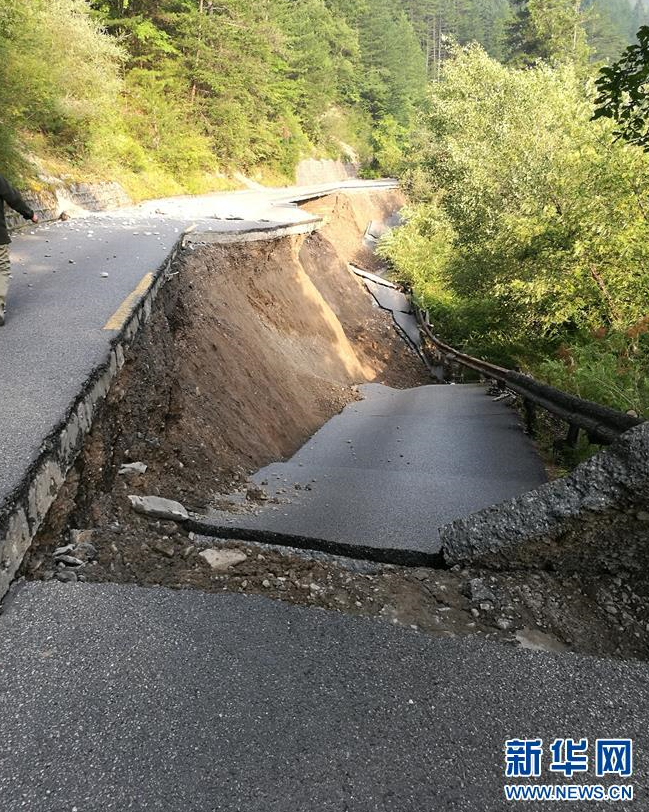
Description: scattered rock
xmin=262 ymin=578 xmax=272 ymax=588
xmin=128 ymin=495 xmax=189 ymax=522
xmin=246 ymin=485 xmax=268 ymax=502
xmin=515 ymin=628 xmax=568 ymax=653
xmin=119 ymin=462 xmax=148 ymax=476
xmin=70 ymin=529 xmax=94 ymax=546
xmin=151 ymin=541 xmax=175 ymax=559
xmin=53 ymin=555 xmax=84 ymax=568
xmin=76 ymin=542 xmax=98 ymax=561
xmin=199 ymin=549 xmax=248 ymax=571
xmin=465 ymin=577 xmax=497 ymax=604
xmin=53 ymin=544 xmax=75 ymax=557
xmin=56 ymin=570 xmax=78 ymax=583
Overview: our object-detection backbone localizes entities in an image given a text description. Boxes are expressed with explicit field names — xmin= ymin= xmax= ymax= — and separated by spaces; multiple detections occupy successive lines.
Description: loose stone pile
xmin=52 ymin=531 xmax=98 ymax=583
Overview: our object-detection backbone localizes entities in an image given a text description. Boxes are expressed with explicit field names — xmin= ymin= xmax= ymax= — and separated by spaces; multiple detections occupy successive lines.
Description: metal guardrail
xmin=413 ymin=305 xmax=645 ymax=445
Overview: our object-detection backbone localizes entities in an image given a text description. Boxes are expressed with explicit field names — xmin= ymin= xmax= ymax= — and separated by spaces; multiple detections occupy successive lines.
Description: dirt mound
xmin=303 ymin=189 xmax=404 ymax=273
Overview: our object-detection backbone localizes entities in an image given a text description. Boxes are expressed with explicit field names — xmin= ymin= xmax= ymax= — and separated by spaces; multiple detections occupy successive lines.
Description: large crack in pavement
xmin=18 ymin=516 xmax=649 ymax=659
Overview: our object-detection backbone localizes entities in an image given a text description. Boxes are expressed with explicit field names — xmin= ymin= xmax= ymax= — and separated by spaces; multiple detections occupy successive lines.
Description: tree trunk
xmin=590 ymin=266 xmax=621 ymax=323
xmin=190 ymin=0 xmax=205 ymax=104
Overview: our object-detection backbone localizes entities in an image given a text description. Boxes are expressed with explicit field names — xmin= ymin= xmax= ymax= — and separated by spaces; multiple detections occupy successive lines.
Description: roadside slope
xmin=24 ymin=189 xmax=427 ymax=573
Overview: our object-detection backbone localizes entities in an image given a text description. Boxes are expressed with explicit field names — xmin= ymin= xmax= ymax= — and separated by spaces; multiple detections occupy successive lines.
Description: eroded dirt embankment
xmin=25 ymin=190 xmax=426 ymax=557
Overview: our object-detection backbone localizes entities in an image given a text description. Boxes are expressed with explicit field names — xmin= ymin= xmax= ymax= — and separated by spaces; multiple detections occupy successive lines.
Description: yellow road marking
xmin=103 ymin=273 xmax=154 ymax=331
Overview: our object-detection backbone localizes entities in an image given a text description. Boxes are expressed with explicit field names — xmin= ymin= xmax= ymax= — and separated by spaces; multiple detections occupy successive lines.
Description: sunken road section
xmin=23 ymin=193 xmax=427 ymax=576
xmin=0 ymin=219 xmax=323 ymax=601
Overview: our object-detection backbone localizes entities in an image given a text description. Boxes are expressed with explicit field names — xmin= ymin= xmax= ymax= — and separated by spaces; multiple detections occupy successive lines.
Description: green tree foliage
xmin=402 ymin=0 xmax=512 ymax=75
xmin=0 ymin=0 xmax=122 ymax=176
xmin=593 ymin=25 xmax=649 ymax=148
xmin=1 ymin=0 xmax=430 ymax=191
xmin=379 ymin=45 xmax=649 ymax=412
xmin=506 ymin=0 xmax=590 ymax=64
xmin=91 ymin=0 xmax=430 ymax=178
xmin=584 ymin=0 xmax=647 ymax=61
xmin=355 ymin=0 xmax=427 ymax=122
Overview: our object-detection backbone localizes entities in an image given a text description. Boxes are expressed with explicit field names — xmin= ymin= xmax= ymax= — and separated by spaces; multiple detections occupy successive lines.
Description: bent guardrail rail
xmin=413 ymin=305 xmax=644 ymax=445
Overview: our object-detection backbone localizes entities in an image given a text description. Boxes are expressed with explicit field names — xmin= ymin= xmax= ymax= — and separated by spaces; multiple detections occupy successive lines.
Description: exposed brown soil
xmin=24 ymin=188 xmax=428 ymax=566
xmin=303 ymin=190 xmax=403 ymax=274
xmin=24 ymin=522 xmax=649 ymax=661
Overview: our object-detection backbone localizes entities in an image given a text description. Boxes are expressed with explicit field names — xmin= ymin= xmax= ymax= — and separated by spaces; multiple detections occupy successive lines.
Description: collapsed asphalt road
xmin=0 ymin=179 xmax=394 ymax=537
xmin=2 ymin=180 xmax=648 ymax=810
xmin=199 ymin=383 xmax=547 ymax=562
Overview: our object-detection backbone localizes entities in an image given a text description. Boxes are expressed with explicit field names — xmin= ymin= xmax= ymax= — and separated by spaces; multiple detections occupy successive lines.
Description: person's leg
xmin=0 ymin=243 xmax=10 ymax=324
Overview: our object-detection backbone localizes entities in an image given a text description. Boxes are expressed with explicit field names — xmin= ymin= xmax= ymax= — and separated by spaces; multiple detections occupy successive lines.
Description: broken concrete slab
xmin=198 ymin=548 xmax=248 ymax=571
xmin=364 ymin=280 xmax=411 ymax=313
xmin=392 ymin=310 xmax=422 ymax=349
xmin=198 ymin=384 xmax=546 ymax=562
xmin=128 ymin=495 xmax=189 ymax=522
xmin=348 ymin=264 xmax=397 ymax=289
xmin=439 ymin=421 xmax=649 ymax=575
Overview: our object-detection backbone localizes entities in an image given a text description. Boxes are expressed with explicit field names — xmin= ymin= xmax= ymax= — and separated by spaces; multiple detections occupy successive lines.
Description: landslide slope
xmin=31 ymin=190 xmax=427 ymax=540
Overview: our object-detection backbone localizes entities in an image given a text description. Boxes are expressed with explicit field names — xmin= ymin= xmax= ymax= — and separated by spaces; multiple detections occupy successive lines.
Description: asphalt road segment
xmin=0 ymin=581 xmax=646 ymax=812
xmin=0 ymin=181 xmax=392 ymax=516
xmin=204 ymin=384 xmax=547 ymax=557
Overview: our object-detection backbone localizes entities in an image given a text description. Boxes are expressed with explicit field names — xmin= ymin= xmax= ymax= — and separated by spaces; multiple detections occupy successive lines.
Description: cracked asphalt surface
xmin=0 ymin=179 xmax=394 ymax=514
xmin=0 ymin=581 xmax=646 ymax=811
xmin=2 ymin=181 xmax=639 ymax=812
xmin=205 ymin=383 xmax=547 ymax=557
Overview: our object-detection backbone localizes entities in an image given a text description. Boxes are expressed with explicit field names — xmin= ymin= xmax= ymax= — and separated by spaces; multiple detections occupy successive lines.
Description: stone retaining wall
xmin=295 ymin=158 xmax=358 ymax=186
xmin=0 ymin=241 xmax=179 ymax=599
xmin=5 ymin=181 xmax=130 ymax=231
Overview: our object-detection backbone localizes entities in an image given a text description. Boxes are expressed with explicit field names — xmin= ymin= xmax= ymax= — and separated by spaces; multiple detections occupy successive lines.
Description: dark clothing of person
xmin=0 ymin=175 xmax=34 ymax=245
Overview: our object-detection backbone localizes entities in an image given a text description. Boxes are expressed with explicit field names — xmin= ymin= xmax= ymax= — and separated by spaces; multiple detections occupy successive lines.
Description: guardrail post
xmin=523 ymin=398 xmax=536 ymax=436
xmin=566 ymin=423 xmax=580 ymax=448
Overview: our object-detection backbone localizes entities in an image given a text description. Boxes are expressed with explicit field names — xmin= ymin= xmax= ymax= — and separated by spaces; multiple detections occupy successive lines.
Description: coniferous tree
xmin=506 ymin=0 xmax=589 ymax=64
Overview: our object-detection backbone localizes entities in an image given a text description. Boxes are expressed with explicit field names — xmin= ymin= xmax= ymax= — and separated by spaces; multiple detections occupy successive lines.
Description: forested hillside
xmin=380 ymin=0 xmax=649 ymax=422
xmin=2 ymin=0 xmax=648 ymax=415
xmin=1 ymin=0 xmax=434 ymax=196
xmin=3 ymin=0 xmax=644 ymax=199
